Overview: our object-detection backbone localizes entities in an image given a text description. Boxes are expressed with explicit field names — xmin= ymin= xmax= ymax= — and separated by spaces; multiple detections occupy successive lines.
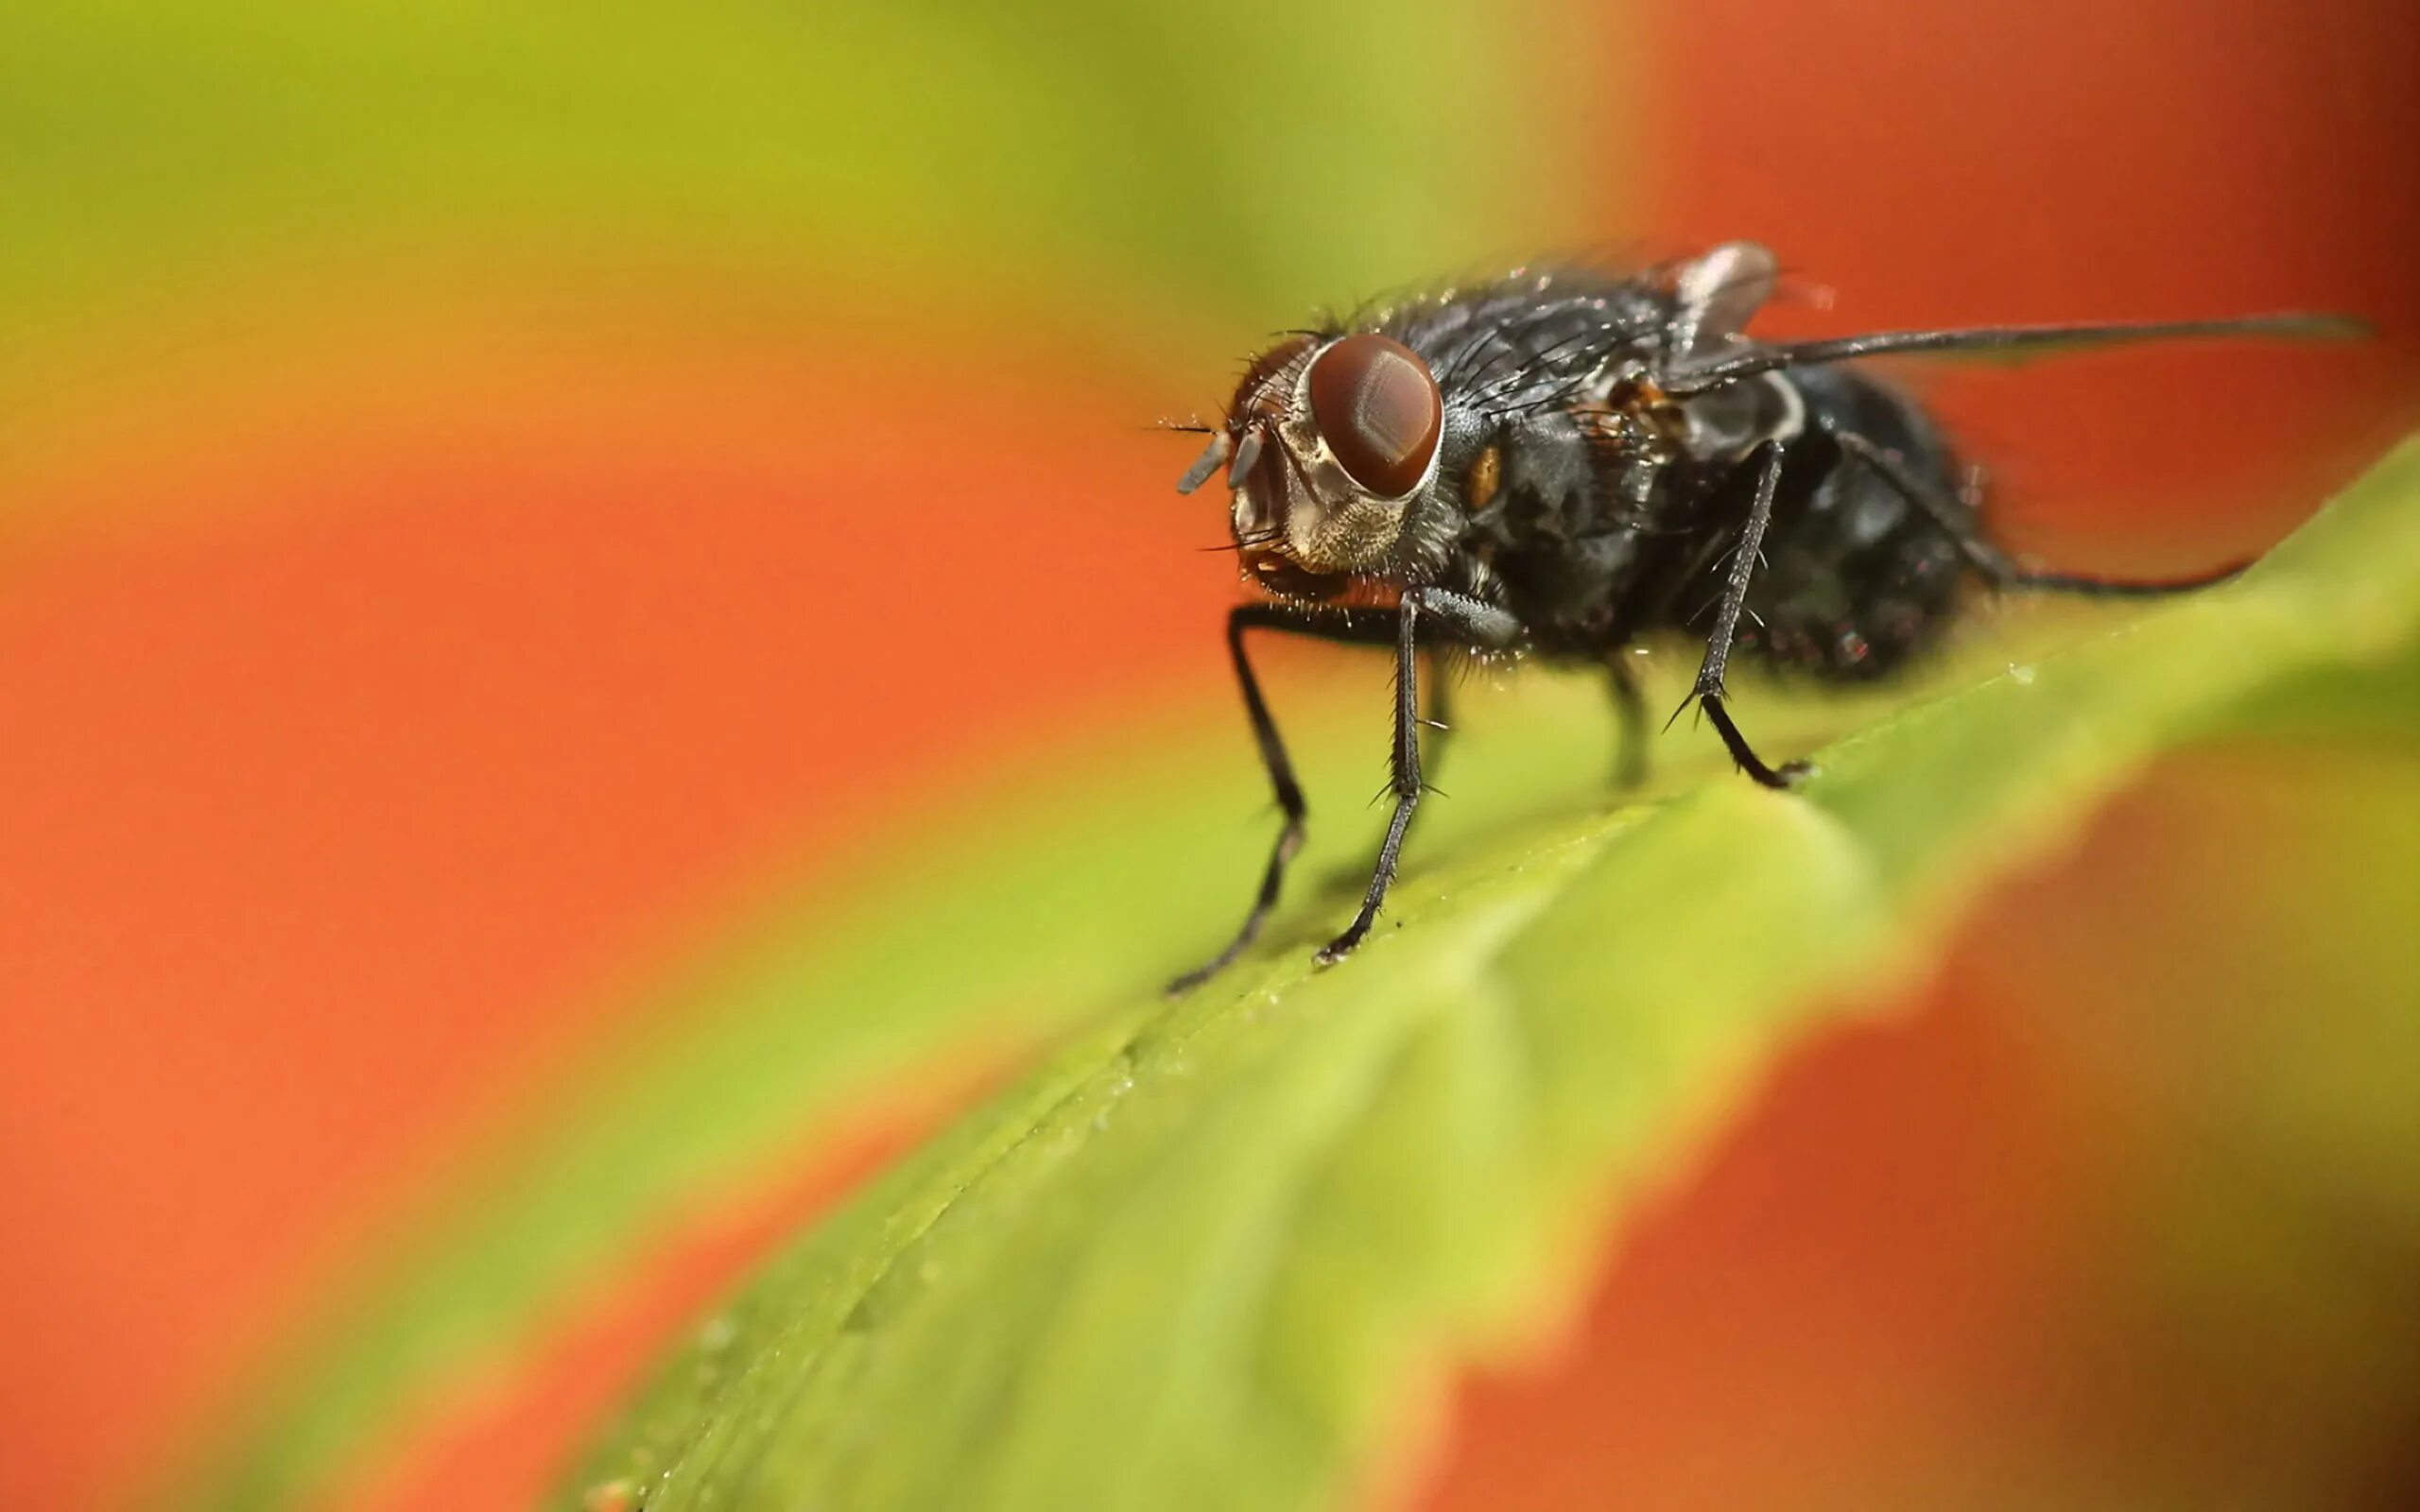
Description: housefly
xmin=1166 ymin=242 xmax=2355 ymax=991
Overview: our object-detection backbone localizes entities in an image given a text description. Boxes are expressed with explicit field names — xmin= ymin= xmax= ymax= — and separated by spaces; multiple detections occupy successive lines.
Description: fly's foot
xmin=1313 ymin=920 xmax=1374 ymax=968
xmin=1735 ymin=751 xmax=1814 ymax=790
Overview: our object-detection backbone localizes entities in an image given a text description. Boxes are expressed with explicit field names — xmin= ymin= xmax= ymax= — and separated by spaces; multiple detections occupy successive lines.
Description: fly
xmin=1165 ymin=243 xmax=2358 ymax=991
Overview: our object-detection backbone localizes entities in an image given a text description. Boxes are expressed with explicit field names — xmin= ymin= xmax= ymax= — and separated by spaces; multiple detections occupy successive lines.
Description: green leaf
xmin=162 ymin=438 xmax=2416 ymax=1511
xmin=553 ymin=438 xmax=2420 ymax=1510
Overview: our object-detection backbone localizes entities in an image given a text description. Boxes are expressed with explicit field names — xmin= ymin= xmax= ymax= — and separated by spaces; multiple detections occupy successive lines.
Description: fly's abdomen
xmin=1737 ymin=367 xmax=1969 ymax=680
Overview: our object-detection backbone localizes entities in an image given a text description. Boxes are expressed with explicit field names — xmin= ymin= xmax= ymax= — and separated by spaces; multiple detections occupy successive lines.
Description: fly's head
xmin=1177 ymin=332 xmax=1444 ymax=603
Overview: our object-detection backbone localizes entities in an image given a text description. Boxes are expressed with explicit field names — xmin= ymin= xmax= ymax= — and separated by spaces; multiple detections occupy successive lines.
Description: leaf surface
xmin=555 ymin=439 xmax=2420 ymax=1511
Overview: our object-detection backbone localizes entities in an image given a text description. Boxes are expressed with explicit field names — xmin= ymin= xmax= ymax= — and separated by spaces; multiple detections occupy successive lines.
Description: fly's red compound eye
xmin=1306 ymin=335 xmax=1442 ymax=499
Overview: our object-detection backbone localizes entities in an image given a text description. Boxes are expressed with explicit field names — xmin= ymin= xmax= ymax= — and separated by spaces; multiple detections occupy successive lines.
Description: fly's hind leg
xmin=1833 ymin=431 xmax=2250 ymax=596
xmin=1675 ymin=438 xmax=1813 ymax=790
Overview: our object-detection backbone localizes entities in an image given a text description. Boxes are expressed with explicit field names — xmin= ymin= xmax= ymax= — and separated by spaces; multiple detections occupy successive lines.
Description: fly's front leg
xmin=1168 ymin=603 xmax=1394 ymax=995
xmin=1319 ymin=589 xmax=1521 ymax=967
xmin=1679 ymin=438 xmax=1812 ymax=790
xmin=1420 ymin=648 xmax=1457 ymax=791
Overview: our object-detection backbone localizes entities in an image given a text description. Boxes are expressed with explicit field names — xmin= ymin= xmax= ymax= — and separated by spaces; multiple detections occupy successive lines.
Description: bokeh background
xmin=3 ymin=2 xmax=2416 ymax=1508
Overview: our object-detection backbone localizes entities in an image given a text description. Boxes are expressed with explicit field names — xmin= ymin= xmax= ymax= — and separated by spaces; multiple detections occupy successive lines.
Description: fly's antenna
xmin=1175 ymin=430 xmax=1233 ymax=495
xmin=1225 ymin=428 xmax=1265 ymax=490
xmin=1665 ymin=312 xmax=2368 ymax=396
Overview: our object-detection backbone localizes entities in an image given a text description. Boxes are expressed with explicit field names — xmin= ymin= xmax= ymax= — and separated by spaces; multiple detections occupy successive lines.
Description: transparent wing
xmin=1667 ymin=241 xmax=1779 ymax=365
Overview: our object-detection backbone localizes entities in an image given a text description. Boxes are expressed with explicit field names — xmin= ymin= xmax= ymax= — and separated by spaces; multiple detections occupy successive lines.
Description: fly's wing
xmin=1667 ymin=312 xmax=2366 ymax=394
xmin=1667 ymin=242 xmax=1779 ymax=367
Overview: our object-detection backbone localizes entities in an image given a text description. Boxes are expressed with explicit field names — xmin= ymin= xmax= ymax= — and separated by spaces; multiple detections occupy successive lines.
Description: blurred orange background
xmin=1 ymin=2 xmax=2414 ymax=1508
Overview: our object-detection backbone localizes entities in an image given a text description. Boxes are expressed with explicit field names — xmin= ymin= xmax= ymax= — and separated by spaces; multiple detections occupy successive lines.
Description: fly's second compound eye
xmin=1307 ymin=334 xmax=1443 ymax=499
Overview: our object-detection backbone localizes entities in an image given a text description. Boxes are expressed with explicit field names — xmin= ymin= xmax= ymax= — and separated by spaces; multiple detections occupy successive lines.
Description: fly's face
xmin=1177 ymin=333 xmax=1445 ymax=602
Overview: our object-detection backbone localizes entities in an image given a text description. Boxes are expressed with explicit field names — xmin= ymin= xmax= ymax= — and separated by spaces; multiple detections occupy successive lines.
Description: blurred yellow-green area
xmin=0 ymin=1 xmax=2413 ymax=1510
